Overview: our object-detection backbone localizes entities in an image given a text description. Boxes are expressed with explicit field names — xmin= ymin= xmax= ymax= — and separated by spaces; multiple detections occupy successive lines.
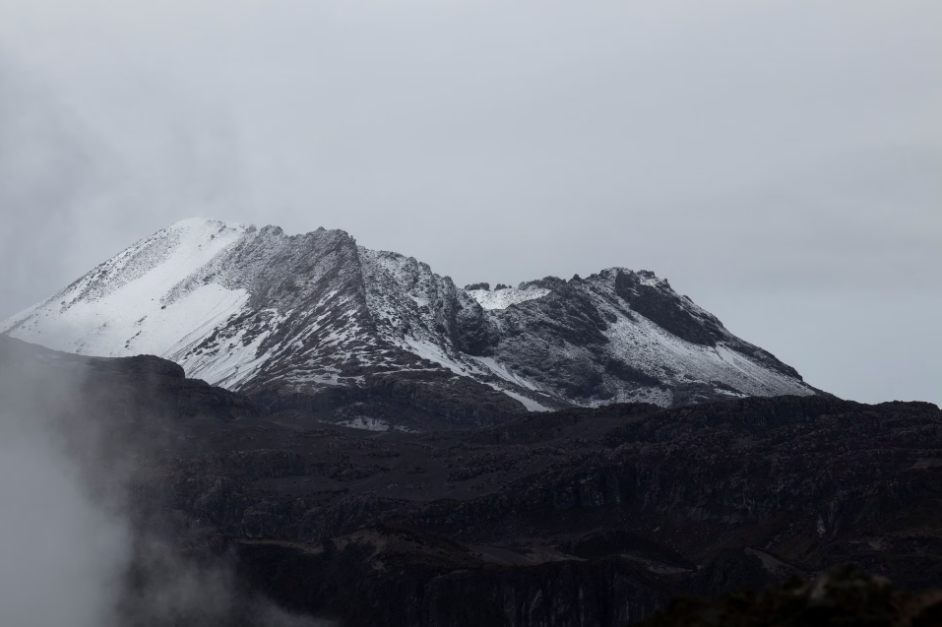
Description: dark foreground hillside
xmin=638 ymin=565 xmax=942 ymax=627
xmin=2 ymin=335 xmax=941 ymax=626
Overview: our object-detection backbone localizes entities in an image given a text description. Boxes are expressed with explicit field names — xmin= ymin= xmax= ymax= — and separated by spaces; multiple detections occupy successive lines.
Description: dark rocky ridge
xmin=2 ymin=336 xmax=940 ymax=626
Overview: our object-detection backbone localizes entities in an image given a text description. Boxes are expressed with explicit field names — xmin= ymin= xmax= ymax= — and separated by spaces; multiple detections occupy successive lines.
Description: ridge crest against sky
xmin=2 ymin=216 xmax=818 ymax=420
xmin=0 ymin=0 xmax=939 ymax=406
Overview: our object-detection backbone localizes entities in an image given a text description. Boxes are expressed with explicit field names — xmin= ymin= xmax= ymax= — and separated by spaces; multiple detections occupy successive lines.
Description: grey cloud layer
xmin=0 ymin=0 xmax=939 ymax=405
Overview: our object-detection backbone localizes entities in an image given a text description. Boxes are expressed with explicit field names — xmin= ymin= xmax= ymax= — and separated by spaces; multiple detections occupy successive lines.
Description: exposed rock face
xmin=234 ymin=529 xmax=671 ymax=627
xmin=2 ymin=218 xmax=818 ymax=430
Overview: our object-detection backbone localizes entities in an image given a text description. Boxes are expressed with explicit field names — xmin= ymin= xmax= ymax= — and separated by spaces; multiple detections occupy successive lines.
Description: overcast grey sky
xmin=1 ymin=1 xmax=939 ymax=405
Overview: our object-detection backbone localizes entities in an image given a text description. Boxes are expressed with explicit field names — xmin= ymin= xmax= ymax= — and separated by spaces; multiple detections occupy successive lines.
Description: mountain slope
xmin=1 ymin=218 xmax=818 ymax=429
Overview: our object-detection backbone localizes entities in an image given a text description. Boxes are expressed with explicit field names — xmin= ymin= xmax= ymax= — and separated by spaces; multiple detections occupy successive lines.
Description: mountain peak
xmin=1 ymin=218 xmax=818 ymax=430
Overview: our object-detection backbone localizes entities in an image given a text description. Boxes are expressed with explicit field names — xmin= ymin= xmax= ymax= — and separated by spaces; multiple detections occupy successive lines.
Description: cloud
xmin=0 ymin=338 xmax=328 ymax=626
xmin=0 ymin=418 xmax=129 ymax=627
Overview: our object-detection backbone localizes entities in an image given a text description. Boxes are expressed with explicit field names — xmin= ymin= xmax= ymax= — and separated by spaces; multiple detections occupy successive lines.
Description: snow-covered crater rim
xmin=467 ymin=287 xmax=550 ymax=310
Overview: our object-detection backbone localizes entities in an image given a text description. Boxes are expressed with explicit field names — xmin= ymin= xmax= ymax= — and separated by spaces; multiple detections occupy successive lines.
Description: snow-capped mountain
xmin=1 ymin=218 xmax=818 ymax=429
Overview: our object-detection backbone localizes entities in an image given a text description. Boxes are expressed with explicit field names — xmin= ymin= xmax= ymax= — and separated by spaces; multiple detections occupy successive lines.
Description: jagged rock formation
xmin=1 ymin=218 xmax=817 ymax=430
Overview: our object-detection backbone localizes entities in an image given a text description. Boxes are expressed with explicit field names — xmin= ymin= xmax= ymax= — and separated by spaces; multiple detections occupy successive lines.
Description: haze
xmin=0 ymin=1 xmax=939 ymax=405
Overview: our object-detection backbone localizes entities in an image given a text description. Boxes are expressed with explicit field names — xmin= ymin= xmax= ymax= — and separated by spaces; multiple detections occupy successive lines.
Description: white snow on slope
xmin=468 ymin=287 xmax=550 ymax=310
xmin=503 ymin=390 xmax=551 ymax=412
xmin=467 ymin=355 xmax=542 ymax=392
xmin=401 ymin=336 xmax=467 ymax=375
xmin=3 ymin=219 xmax=249 ymax=363
xmin=601 ymin=313 xmax=809 ymax=398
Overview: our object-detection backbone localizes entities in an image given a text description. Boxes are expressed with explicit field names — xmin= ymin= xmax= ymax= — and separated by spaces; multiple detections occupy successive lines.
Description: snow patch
xmin=469 ymin=355 xmax=541 ymax=391
xmin=468 ymin=287 xmax=550 ymax=310
xmin=401 ymin=337 xmax=465 ymax=375
xmin=503 ymin=390 xmax=551 ymax=412
xmin=337 ymin=417 xmax=393 ymax=432
xmin=336 ymin=417 xmax=417 ymax=433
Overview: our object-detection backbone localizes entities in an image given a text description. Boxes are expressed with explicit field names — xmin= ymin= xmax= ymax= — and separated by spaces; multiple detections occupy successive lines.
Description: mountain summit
xmin=1 ymin=218 xmax=817 ymax=429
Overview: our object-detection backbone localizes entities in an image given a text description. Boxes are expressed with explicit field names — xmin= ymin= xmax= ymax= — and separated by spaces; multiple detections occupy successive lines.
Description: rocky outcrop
xmin=234 ymin=527 xmax=671 ymax=627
